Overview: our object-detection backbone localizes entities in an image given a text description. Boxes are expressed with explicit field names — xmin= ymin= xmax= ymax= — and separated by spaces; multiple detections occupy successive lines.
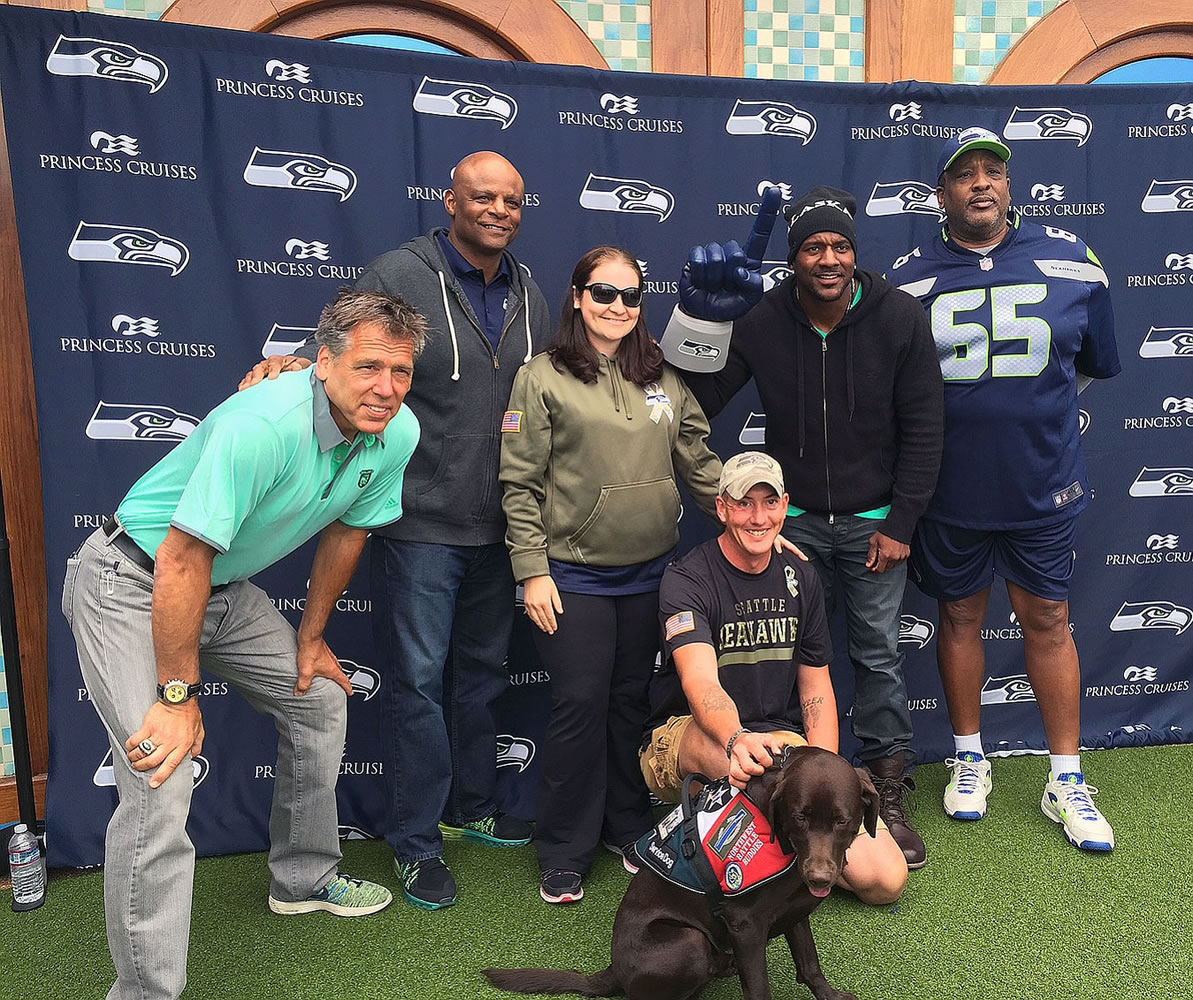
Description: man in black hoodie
xmin=241 ymin=152 xmax=553 ymax=909
xmin=660 ymin=186 xmax=943 ymax=870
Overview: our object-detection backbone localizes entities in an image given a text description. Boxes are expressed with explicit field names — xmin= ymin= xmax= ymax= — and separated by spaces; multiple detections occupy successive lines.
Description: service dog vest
xmin=637 ymin=774 xmax=796 ymax=899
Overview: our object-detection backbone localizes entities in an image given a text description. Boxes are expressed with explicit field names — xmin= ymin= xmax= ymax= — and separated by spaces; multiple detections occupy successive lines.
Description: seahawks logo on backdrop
xmin=261 ymin=323 xmax=315 ymax=359
xmin=898 ymin=614 xmax=935 ymax=649
xmin=1140 ymin=327 xmax=1193 ymax=358
xmin=496 ymin=735 xmax=535 ymax=772
xmin=1140 ymin=180 xmax=1193 ymax=214
xmin=739 ymin=412 xmax=766 ymax=447
xmin=760 ymin=260 xmax=792 ymax=291
xmin=86 ymin=402 xmax=199 ymax=441
xmin=865 ymin=181 xmax=945 ymax=220
xmin=1129 ymin=467 xmax=1193 ymax=497
xmin=339 ymin=659 xmax=381 ymax=701
xmin=412 ymin=76 xmax=518 ymax=129
xmin=243 ymin=147 xmax=357 ymax=202
xmin=725 ymin=100 xmax=816 ymax=144
xmin=68 ymin=221 xmax=189 ymax=275
xmin=46 ymin=35 xmax=168 ymax=92
xmin=578 ymin=173 xmax=675 ymax=222
xmin=1109 ymin=601 xmax=1192 ymax=636
xmin=93 ymin=749 xmax=209 ymax=787
xmin=337 ymin=825 xmax=374 ymax=840
xmin=979 ymin=674 xmax=1036 ymax=705
xmin=1003 ymin=106 xmax=1092 ymax=145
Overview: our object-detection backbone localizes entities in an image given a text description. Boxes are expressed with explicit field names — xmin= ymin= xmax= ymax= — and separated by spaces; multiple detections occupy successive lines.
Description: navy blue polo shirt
xmin=436 ymin=231 xmax=511 ymax=352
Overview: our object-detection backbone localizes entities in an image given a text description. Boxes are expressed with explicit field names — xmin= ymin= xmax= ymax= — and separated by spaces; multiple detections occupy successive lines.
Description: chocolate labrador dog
xmin=485 ymin=746 xmax=878 ymax=1000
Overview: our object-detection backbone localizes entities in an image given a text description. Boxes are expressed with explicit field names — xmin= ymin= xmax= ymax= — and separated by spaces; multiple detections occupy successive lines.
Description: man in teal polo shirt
xmin=61 ymin=288 xmax=423 ymax=1000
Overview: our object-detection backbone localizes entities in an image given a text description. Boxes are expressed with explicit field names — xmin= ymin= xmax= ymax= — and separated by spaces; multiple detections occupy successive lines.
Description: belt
xmin=103 ymin=517 xmax=156 ymax=575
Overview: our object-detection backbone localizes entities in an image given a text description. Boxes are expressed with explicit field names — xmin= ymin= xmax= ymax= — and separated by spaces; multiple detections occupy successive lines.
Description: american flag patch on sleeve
xmin=665 ymin=611 xmax=695 ymax=641
xmin=501 ymin=410 xmax=523 ymax=433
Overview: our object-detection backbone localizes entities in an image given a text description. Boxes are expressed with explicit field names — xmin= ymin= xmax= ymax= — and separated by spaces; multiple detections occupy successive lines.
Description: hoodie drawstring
xmin=523 ymin=302 xmax=532 ymax=364
xmin=845 ymin=326 xmax=856 ymax=423
xmin=437 ymin=270 xmax=461 ymax=382
xmin=796 ymin=331 xmax=805 ymax=459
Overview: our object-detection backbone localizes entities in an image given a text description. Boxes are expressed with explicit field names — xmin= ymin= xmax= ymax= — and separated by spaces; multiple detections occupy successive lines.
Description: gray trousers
xmin=62 ymin=527 xmax=347 ymax=1000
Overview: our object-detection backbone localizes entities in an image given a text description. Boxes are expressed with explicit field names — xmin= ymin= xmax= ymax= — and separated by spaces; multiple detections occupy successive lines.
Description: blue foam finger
xmin=742 ymin=186 xmax=782 ymax=268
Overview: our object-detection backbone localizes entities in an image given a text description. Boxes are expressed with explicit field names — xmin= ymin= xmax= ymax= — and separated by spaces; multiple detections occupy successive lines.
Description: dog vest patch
xmin=637 ymin=777 xmax=795 ymax=896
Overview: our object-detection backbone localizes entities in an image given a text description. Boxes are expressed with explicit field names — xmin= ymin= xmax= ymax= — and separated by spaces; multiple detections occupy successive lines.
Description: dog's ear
xmin=764 ymin=768 xmax=796 ymax=855
xmin=854 ymin=767 xmax=879 ymax=839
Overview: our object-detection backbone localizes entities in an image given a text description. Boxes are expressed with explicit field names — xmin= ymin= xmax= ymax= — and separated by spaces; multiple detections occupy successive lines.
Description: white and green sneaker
xmin=268 ymin=872 xmax=392 ymax=917
xmin=1041 ymin=772 xmax=1115 ymax=852
xmin=943 ymin=752 xmax=992 ymax=820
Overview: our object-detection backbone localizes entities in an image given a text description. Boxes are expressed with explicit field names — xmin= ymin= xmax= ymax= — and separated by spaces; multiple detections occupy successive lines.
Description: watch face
xmin=164 ymin=682 xmax=189 ymax=704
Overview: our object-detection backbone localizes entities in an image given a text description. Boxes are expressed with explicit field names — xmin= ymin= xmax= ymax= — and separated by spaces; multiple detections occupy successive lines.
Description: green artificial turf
xmin=3 ymin=747 xmax=1190 ymax=1000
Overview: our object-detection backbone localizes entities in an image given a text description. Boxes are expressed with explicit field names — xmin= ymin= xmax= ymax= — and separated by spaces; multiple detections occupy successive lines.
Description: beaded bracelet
xmin=725 ymin=727 xmax=746 ymax=759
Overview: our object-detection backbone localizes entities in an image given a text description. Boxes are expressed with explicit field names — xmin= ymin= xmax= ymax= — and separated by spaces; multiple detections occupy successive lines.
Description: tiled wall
xmin=746 ymin=0 xmax=865 ymax=82
xmin=953 ymin=0 xmax=1067 ymax=83
xmin=0 ymin=643 xmax=12 ymax=778
xmin=556 ymin=1 xmax=652 ymax=72
xmin=84 ymin=1 xmax=1076 ymax=85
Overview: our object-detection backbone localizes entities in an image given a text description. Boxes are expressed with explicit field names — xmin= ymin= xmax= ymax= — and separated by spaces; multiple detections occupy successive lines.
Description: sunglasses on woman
xmin=580 ymin=282 xmax=644 ymax=308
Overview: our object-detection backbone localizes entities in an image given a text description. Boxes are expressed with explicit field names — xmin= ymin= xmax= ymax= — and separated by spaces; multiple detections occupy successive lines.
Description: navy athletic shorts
xmin=909 ymin=516 xmax=1077 ymax=603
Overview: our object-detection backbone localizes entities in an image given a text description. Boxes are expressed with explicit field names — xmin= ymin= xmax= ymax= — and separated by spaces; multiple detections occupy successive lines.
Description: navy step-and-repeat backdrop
xmin=0 ymin=7 xmax=1189 ymax=868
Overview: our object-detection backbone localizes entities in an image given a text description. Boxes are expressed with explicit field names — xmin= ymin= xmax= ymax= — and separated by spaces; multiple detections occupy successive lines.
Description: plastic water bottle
xmin=7 ymin=823 xmax=46 ymax=912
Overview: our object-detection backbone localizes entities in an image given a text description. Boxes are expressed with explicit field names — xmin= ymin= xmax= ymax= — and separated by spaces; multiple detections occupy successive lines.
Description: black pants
xmin=532 ymin=590 xmax=658 ymax=873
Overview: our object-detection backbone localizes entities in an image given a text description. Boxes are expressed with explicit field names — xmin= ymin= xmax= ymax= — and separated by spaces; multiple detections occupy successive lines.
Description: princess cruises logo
xmin=243 ymin=148 xmax=357 ymax=201
xmin=90 ymin=130 xmax=139 ymax=155
xmin=725 ymin=100 xmax=816 ymax=143
xmin=412 ymin=76 xmax=518 ymax=129
xmin=865 ymin=181 xmax=944 ymax=220
xmin=68 ymin=222 xmax=189 ymax=275
xmin=888 ymin=102 xmax=922 ymax=122
xmin=1003 ymin=106 xmax=1092 ymax=145
xmin=579 ymin=174 xmax=674 ymax=222
xmin=285 ymin=238 xmax=331 ymax=261
xmin=600 ymin=93 xmax=638 ymax=114
xmin=46 ymin=35 xmax=167 ymax=92
xmin=265 ymin=59 xmax=310 ymax=83
xmin=1167 ymin=103 xmax=1193 ymax=121
xmin=1030 ymin=184 xmax=1065 ymax=201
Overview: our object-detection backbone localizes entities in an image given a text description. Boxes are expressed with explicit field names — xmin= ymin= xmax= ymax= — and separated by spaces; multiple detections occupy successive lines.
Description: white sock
xmin=1050 ymin=754 xmax=1080 ymax=780
xmin=954 ymin=732 xmax=984 ymax=757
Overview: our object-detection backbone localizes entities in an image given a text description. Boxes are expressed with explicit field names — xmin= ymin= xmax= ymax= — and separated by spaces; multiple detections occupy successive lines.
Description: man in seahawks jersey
xmin=890 ymin=127 xmax=1121 ymax=852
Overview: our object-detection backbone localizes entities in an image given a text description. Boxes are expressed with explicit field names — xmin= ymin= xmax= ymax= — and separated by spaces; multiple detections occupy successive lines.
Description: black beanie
xmin=784 ymin=186 xmax=857 ymax=262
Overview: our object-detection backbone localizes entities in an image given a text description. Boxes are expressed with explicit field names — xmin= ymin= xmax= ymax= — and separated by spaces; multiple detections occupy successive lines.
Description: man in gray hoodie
xmin=243 ymin=152 xmax=553 ymax=909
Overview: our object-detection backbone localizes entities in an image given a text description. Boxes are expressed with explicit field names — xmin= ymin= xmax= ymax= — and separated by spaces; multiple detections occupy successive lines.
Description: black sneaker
xmin=439 ymin=811 xmax=533 ymax=847
xmin=539 ymin=870 xmax=583 ymax=904
xmin=395 ymin=856 xmax=457 ymax=910
xmin=603 ymin=840 xmax=642 ymax=874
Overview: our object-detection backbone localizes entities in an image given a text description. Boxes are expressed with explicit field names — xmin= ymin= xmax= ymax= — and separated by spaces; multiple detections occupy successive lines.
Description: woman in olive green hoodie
xmin=499 ymin=246 xmax=722 ymax=904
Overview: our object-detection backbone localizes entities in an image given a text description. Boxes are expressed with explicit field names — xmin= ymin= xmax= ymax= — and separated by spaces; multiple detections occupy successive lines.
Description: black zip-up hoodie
xmin=681 ymin=268 xmax=943 ymax=544
xmin=298 ymin=228 xmax=553 ymax=545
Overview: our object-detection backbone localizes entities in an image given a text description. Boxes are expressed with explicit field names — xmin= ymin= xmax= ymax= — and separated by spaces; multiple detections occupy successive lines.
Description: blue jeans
xmin=371 ymin=538 xmax=515 ymax=863
xmin=783 ymin=513 xmax=913 ymax=764
xmin=63 ymin=528 xmax=345 ymax=1000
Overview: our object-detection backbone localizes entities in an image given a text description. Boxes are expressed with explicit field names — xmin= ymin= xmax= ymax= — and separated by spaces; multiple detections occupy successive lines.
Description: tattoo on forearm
xmin=801 ymin=696 xmax=825 ymax=728
xmin=702 ymin=690 xmax=735 ymax=714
